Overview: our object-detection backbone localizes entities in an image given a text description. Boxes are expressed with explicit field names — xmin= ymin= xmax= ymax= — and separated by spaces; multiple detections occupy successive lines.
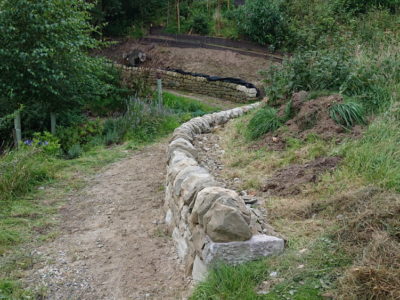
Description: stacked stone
xmin=165 ymin=103 xmax=284 ymax=282
xmin=121 ymin=66 xmax=259 ymax=103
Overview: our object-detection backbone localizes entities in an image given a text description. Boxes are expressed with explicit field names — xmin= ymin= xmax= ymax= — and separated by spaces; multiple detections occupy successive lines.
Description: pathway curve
xmin=26 ymin=142 xmax=189 ymax=300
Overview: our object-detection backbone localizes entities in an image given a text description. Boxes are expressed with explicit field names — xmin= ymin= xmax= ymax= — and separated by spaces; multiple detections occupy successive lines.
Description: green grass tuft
xmin=329 ymin=102 xmax=366 ymax=128
xmin=247 ymin=107 xmax=282 ymax=140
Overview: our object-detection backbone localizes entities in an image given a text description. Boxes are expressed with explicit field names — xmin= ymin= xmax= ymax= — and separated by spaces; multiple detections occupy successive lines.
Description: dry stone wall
xmin=164 ymin=103 xmax=284 ymax=282
xmin=121 ymin=66 xmax=259 ymax=103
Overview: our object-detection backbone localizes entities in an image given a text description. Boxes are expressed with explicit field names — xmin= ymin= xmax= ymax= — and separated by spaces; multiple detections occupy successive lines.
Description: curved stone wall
xmin=165 ymin=103 xmax=284 ymax=282
xmin=121 ymin=66 xmax=259 ymax=103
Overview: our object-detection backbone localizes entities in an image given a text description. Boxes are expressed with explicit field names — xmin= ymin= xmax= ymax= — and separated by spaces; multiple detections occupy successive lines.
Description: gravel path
xmin=25 ymin=142 xmax=189 ymax=300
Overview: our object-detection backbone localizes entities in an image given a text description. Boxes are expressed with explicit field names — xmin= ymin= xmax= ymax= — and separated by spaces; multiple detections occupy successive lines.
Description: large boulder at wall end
xmin=203 ymin=201 xmax=252 ymax=242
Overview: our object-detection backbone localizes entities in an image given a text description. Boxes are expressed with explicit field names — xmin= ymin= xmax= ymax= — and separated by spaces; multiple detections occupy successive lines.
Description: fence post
xmin=14 ymin=111 xmax=22 ymax=148
xmin=157 ymin=74 xmax=163 ymax=111
xmin=50 ymin=112 xmax=56 ymax=135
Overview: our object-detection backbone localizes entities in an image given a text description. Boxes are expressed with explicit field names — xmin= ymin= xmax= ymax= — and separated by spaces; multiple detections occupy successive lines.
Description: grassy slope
xmin=191 ymin=108 xmax=400 ymax=299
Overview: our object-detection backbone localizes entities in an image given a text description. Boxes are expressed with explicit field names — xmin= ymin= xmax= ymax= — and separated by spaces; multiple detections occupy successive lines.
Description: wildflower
xmin=24 ymin=139 xmax=33 ymax=146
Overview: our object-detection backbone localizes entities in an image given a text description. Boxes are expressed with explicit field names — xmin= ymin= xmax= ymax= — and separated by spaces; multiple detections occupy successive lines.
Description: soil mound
xmin=262 ymin=156 xmax=341 ymax=196
xmin=256 ymin=92 xmax=362 ymax=151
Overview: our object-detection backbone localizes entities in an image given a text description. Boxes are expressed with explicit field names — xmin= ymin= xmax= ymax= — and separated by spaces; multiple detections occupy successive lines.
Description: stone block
xmin=203 ymin=234 xmax=284 ymax=265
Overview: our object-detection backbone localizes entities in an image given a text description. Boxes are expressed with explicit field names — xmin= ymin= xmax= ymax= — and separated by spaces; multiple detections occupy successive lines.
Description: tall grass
xmin=0 ymin=148 xmax=54 ymax=203
xmin=246 ymin=107 xmax=282 ymax=140
xmin=341 ymin=115 xmax=400 ymax=191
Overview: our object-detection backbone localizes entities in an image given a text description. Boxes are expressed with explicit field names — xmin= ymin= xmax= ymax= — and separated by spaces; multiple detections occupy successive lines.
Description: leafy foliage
xmin=264 ymin=49 xmax=354 ymax=104
xmin=233 ymin=0 xmax=289 ymax=47
xmin=329 ymin=102 xmax=366 ymax=128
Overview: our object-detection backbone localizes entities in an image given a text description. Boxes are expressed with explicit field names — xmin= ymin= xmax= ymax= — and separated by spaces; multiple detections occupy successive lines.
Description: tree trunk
xmin=176 ymin=0 xmax=180 ymax=33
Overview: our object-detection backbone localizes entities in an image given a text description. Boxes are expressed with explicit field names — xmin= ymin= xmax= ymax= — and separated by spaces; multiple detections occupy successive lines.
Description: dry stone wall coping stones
xmin=165 ymin=101 xmax=284 ymax=281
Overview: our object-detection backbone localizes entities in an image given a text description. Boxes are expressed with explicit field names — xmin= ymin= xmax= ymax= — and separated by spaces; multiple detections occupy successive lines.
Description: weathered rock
xmin=203 ymin=235 xmax=284 ymax=265
xmin=203 ymin=202 xmax=252 ymax=242
xmin=169 ymin=150 xmax=195 ymax=166
xmin=191 ymin=225 xmax=207 ymax=255
xmin=168 ymin=138 xmax=197 ymax=161
xmin=180 ymin=173 xmax=217 ymax=205
xmin=191 ymin=187 xmax=238 ymax=226
xmin=172 ymin=227 xmax=188 ymax=260
xmin=173 ymin=166 xmax=209 ymax=197
xmin=167 ymin=157 xmax=198 ymax=182
xmin=192 ymin=255 xmax=208 ymax=282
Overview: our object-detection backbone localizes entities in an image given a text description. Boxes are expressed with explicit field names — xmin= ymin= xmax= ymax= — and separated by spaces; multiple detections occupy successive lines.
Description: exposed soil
xmin=24 ymin=142 xmax=189 ymax=300
xmin=255 ymin=93 xmax=363 ymax=151
xmin=94 ymin=38 xmax=275 ymax=85
xmin=262 ymin=156 xmax=342 ymax=196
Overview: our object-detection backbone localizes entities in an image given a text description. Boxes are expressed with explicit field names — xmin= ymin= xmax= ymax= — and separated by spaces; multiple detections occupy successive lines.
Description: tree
xmin=233 ymin=0 xmax=289 ymax=47
xmin=0 ymin=0 xmax=114 ymax=117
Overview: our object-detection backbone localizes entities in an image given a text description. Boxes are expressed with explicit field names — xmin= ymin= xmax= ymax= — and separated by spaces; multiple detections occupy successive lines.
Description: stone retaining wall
xmin=121 ymin=66 xmax=259 ymax=103
xmin=164 ymin=103 xmax=284 ymax=282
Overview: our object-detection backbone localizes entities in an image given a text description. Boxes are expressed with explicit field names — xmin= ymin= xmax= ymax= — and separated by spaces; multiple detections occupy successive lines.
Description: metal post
xmin=50 ymin=112 xmax=56 ymax=135
xmin=14 ymin=111 xmax=21 ymax=148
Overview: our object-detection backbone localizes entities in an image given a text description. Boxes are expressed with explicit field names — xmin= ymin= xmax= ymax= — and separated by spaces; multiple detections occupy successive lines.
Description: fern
xmin=329 ymin=102 xmax=366 ymax=128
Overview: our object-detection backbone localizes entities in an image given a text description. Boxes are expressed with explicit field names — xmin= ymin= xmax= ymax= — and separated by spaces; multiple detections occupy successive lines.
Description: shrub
xmin=246 ymin=107 xmax=282 ymax=140
xmin=190 ymin=14 xmax=209 ymax=35
xmin=329 ymin=102 xmax=366 ymax=128
xmin=56 ymin=119 xmax=104 ymax=153
xmin=263 ymin=49 xmax=354 ymax=104
xmin=66 ymin=144 xmax=83 ymax=159
xmin=233 ymin=0 xmax=289 ymax=47
xmin=333 ymin=0 xmax=400 ymax=14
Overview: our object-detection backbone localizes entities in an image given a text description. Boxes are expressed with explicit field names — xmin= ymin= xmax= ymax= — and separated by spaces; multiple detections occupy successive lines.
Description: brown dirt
xmin=255 ymin=93 xmax=363 ymax=151
xmin=262 ymin=156 xmax=342 ymax=196
xmin=94 ymin=38 xmax=275 ymax=85
xmin=25 ymin=142 xmax=189 ymax=300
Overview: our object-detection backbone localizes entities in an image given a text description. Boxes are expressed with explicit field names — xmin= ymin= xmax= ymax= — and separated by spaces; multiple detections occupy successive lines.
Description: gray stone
xmin=168 ymin=138 xmax=197 ymax=161
xmin=167 ymin=157 xmax=198 ymax=182
xmin=180 ymin=173 xmax=217 ymax=205
xmin=172 ymin=227 xmax=188 ymax=260
xmin=204 ymin=202 xmax=252 ymax=242
xmin=173 ymin=166 xmax=208 ymax=197
xmin=203 ymin=234 xmax=284 ymax=265
xmin=191 ymin=187 xmax=238 ymax=226
xmin=169 ymin=150 xmax=195 ymax=166
xmin=191 ymin=225 xmax=207 ymax=254
xmin=192 ymin=255 xmax=208 ymax=282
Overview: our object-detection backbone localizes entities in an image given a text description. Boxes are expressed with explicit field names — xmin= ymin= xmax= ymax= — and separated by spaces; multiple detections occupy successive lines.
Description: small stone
xmin=269 ymin=271 xmax=278 ymax=278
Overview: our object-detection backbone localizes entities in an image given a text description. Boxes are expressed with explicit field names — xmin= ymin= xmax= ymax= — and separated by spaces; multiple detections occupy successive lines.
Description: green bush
xmin=233 ymin=0 xmax=289 ymax=47
xmin=264 ymin=49 xmax=354 ymax=104
xmin=246 ymin=107 xmax=282 ymax=140
xmin=190 ymin=14 xmax=209 ymax=35
xmin=66 ymin=144 xmax=83 ymax=159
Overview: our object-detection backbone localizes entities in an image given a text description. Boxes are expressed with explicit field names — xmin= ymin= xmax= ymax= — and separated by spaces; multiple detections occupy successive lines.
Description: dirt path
xmin=26 ymin=142 xmax=189 ymax=300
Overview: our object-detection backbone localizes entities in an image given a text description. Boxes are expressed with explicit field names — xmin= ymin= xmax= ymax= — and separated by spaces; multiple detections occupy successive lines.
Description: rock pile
xmin=164 ymin=103 xmax=284 ymax=281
